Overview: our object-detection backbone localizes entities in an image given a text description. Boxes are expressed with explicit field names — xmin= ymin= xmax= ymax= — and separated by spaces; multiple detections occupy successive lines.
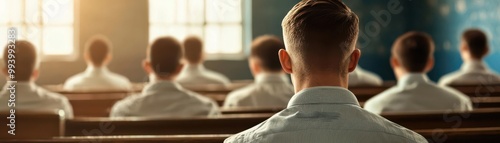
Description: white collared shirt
xmin=176 ymin=64 xmax=231 ymax=86
xmin=365 ymin=74 xmax=472 ymax=114
xmin=223 ymin=73 xmax=293 ymax=107
xmin=349 ymin=66 xmax=383 ymax=86
xmin=438 ymin=60 xmax=500 ymax=86
xmin=110 ymin=80 xmax=220 ymax=118
xmin=225 ymin=87 xmax=427 ymax=143
xmin=63 ymin=66 xmax=132 ymax=91
xmin=0 ymin=82 xmax=74 ymax=118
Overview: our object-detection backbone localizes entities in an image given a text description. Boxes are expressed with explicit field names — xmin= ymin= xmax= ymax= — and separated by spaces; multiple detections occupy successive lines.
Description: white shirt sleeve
xmin=61 ymin=98 xmax=74 ymax=119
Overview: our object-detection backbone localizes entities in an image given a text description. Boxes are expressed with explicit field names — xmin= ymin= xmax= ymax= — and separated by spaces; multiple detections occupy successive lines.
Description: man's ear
xmin=142 ymin=59 xmax=153 ymax=75
xmin=248 ymin=57 xmax=261 ymax=76
xmin=103 ymin=53 xmax=112 ymax=66
xmin=172 ymin=62 xmax=185 ymax=76
xmin=2 ymin=68 xmax=8 ymax=77
xmin=31 ymin=69 xmax=39 ymax=81
xmin=425 ymin=57 xmax=435 ymax=72
xmin=390 ymin=56 xmax=399 ymax=69
xmin=278 ymin=49 xmax=292 ymax=74
xmin=348 ymin=48 xmax=361 ymax=73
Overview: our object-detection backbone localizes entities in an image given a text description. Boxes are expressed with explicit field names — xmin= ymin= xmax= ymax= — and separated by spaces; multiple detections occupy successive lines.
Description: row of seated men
xmin=1 ymin=0 xmax=500 ymax=142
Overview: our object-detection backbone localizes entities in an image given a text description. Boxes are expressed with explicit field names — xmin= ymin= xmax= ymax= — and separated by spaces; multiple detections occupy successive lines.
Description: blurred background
xmin=0 ymin=0 xmax=499 ymax=85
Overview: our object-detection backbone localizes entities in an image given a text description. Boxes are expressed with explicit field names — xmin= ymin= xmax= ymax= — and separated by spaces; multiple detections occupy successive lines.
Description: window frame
xmin=148 ymin=0 xmax=249 ymax=60
xmin=0 ymin=0 xmax=79 ymax=62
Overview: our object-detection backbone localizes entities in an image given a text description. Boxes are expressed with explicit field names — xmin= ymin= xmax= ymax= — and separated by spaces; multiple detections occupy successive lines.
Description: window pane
xmin=42 ymin=26 xmax=73 ymax=55
xmin=17 ymin=26 xmax=42 ymax=54
xmin=206 ymin=0 xmax=241 ymax=23
xmin=149 ymin=25 xmax=169 ymax=42
xmin=187 ymin=0 xmax=204 ymax=24
xmin=204 ymin=24 xmax=242 ymax=54
xmin=0 ymin=26 xmax=42 ymax=58
xmin=25 ymin=0 xmax=41 ymax=25
xmin=0 ymin=0 xmax=23 ymax=24
xmin=149 ymin=0 xmax=176 ymax=24
xmin=42 ymin=0 xmax=73 ymax=24
xmin=176 ymin=0 xmax=187 ymax=24
xmin=0 ymin=27 xmax=7 ymax=55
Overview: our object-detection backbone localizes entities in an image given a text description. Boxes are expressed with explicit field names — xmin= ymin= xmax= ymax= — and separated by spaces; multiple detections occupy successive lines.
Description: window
xmin=149 ymin=0 xmax=244 ymax=58
xmin=0 ymin=0 xmax=75 ymax=60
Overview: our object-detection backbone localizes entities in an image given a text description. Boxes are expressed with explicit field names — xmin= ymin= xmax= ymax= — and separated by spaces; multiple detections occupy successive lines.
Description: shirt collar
xmin=397 ymin=73 xmax=430 ymax=87
xmin=184 ymin=64 xmax=206 ymax=72
xmin=141 ymin=80 xmax=182 ymax=95
xmin=461 ymin=60 xmax=489 ymax=72
xmin=287 ymin=86 xmax=360 ymax=108
xmin=255 ymin=73 xmax=289 ymax=84
xmin=85 ymin=66 xmax=110 ymax=75
xmin=2 ymin=81 xmax=37 ymax=94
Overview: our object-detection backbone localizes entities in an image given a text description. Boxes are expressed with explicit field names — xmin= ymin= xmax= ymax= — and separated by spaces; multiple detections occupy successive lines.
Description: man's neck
xmin=149 ymin=74 xmax=176 ymax=83
xmin=292 ymin=74 xmax=347 ymax=93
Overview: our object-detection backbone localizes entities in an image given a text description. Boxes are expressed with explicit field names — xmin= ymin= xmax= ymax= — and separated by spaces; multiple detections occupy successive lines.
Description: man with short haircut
xmin=110 ymin=37 xmax=219 ymax=118
xmin=176 ymin=36 xmax=230 ymax=86
xmin=223 ymin=35 xmax=293 ymax=108
xmin=0 ymin=41 xmax=73 ymax=118
xmin=225 ymin=0 xmax=426 ymax=142
xmin=364 ymin=32 xmax=472 ymax=114
xmin=64 ymin=35 xmax=132 ymax=91
xmin=439 ymin=29 xmax=500 ymax=86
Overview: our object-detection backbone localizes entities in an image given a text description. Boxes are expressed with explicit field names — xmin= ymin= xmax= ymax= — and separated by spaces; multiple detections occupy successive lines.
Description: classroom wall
xmin=2 ymin=0 xmax=498 ymax=85
xmin=344 ymin=0 xmax=412 ymax=81
xmin=0 ymin=0 xmax=300 ymax=85
xmin=409 ymin=0 xmax=500 ymax=82
xmin=346 ymin=0 xmax=500 ymax=82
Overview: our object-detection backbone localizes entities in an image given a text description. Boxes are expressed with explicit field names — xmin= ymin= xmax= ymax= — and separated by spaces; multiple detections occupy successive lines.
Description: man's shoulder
xmin=227 ymin=84 xmax=257 ymax=99
xmin=225 ymin=109 xmax=427 ymax=143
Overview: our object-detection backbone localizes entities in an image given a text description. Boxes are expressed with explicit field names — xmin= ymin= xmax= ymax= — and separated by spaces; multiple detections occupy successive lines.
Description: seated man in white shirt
xmin=63 ymin=35 xmax=132 ymax=91
xmin=364 ymin=32 xmax=473 ymax=114
xmin=0 ymin=41 xmax=73 ymax=118
xmin=176 ymin=36 xmax=231 ymax=86
xmin=110 ymin=37 xmax=219 ymax=118
xmin=439 ymin=29 xmax=500 ymax=86
xmin=349 ymin=65 xmax=383 ymax=86
xmin=223 ymin=35 xmax=294 ymax=108
xmin=225 ymin=1 xmax=426 ymax=142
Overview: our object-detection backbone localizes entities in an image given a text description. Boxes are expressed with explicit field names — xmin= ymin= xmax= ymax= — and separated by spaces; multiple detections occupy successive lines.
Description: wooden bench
xmin=417 ymin=127 xmax=500 ymax=143
xmin=64 ymin=93 xmax=130 ymax=117
xmin=63 ymin=108 xmax=500 ymax=136
xmin=4 ymin=127 xmax=499 ymax=143
xmin=2 ymin=134 xmax=230 ymax=143
xmin=384 ymin=108 xmax=500 ymax=130
xmin=0 ymin=111 xmax=64 ymax=139
xmin=64 ymin=114 xmax=272 ymax=136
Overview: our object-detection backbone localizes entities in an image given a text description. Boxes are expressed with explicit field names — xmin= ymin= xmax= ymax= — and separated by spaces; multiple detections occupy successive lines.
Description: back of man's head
xmin=282 ymin=0 xmax=359 ymax=76
xmin=85 ymin=36 xmax=112 ymax=67
xmin=392 ymin=31 xmax=435 ymax=73
xmin=3 ymin=40 xmax=38 ymax=81
xmin=183 ymin=36 xmax=203 ymax=64
xmin=147 ymin=37 xmax=183 ymax=77
xmin=462 ymin=29 xmax=488 ymax=60
xmin=251 ymin=35 xmax=284 ymax=72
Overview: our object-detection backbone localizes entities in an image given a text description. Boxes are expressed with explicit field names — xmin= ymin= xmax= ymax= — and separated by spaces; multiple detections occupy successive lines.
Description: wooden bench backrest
xmin=64 ymin=93 xmax=129 ymax=117
xmin=383 ymin=108 xmax=500 ymax=130
xmin=64 ymin=114 xmax=272 ymax=136
xmin=65 ymin=108 xmax=500 ymax=136
xmin=5 ymin=128 xmax=500 ymax=143
xmin=2 ymin=134 xmax=230 ymax=143
xmin=0 ymin=111 xmax=64 ymax=139
xmin=417 ymin=127 xmax=500 ymax=143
